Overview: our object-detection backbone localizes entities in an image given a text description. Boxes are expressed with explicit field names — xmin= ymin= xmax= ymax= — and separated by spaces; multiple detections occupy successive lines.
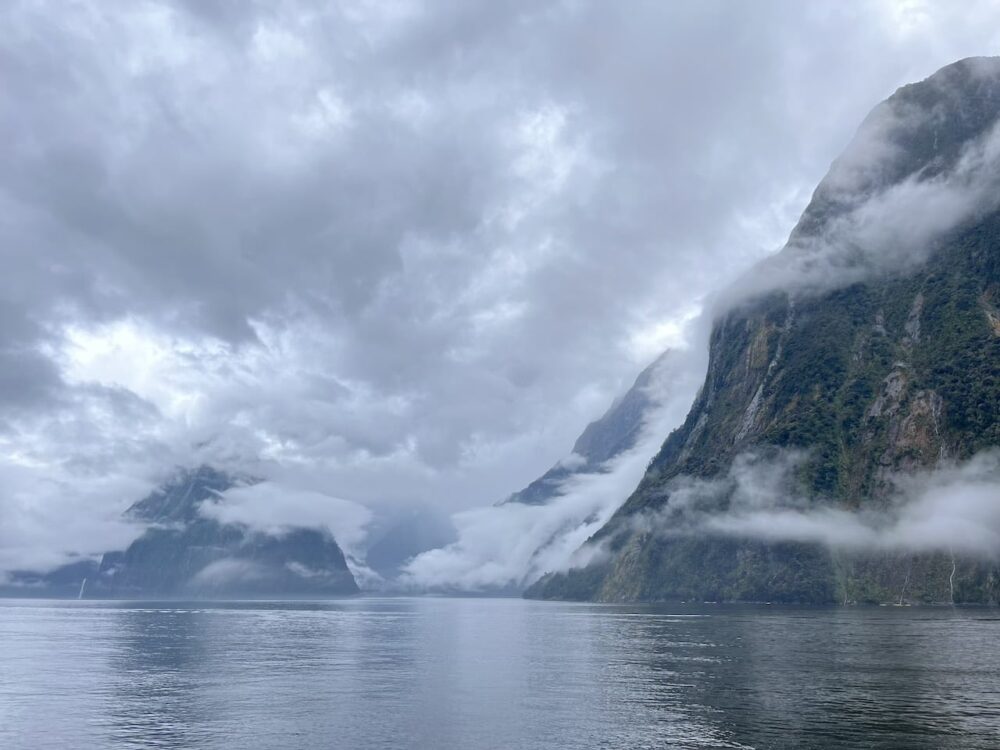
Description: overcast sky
xmin=2 ymin=0 xmax=999 ymax=574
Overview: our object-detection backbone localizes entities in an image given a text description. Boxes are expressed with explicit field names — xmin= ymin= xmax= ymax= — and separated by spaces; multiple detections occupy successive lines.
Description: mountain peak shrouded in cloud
xmin=529 ymin=57 xmax=1000 ymax=605
xmin=401 ymin=348 xmax=704 ymax=592
xmin=501 ymin=350 xmax=674 ymax=506
xmin=126 ymin=464 xmax=239 ymax=523
xmin=726 ymin=56 xmax=1000 ymax=307
xmin=797 ymin=56 xmax=1000 ymax=230
xmin=2 ymin=2 xmax=1000 ymax=587
xmin=113 ymin=467 xmax=360 ymax=598
xmin=1 ymin=466 xmax=360 ymax=598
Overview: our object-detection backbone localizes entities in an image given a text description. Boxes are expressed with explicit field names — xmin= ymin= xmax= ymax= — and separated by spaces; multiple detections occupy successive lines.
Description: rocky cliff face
xmin=527 ymin=58 xmax=1000 ymax=605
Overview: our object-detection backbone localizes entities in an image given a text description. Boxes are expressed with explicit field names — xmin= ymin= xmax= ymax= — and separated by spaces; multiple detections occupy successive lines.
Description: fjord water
xmin=1 ymin=598 xmax=998 ymax=749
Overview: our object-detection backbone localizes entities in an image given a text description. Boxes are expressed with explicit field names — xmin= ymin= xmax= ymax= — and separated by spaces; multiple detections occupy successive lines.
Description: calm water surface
xmin=1 ymin=597 xmax=998 ymax=749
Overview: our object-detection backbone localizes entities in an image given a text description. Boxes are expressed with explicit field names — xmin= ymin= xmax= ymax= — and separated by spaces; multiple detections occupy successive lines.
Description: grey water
xmin=1 ymin=598 xmax=999 ymax=749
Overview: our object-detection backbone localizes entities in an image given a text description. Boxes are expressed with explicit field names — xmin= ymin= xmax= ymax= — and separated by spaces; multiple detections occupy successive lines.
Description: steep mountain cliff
xmin=528 ymin=57 xmax=1000 ymax=605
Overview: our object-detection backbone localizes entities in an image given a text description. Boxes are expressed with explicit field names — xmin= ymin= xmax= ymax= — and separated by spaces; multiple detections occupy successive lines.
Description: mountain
xmin=502 ymin=350 xmax=673 ymax=506
xmin=397 ymin=349 xmax=695 ymax=593
xmin=92 ymin=466 xmax=359 ymax=598
xmin=3 ymin=466 xmax=359 ymax=598
xmin=527 ymin=57 xmax=1000 ymax=605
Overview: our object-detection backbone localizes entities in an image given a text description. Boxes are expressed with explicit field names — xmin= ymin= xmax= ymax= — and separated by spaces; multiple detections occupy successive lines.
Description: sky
xmin=2 ymin=0 xmax=1000 ymax=576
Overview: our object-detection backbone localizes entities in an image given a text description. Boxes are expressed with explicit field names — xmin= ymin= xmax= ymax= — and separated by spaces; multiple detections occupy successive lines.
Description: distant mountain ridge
xmin=93 ymin=466 xmax=359 ymax=598
xmin=3 ymin=466 xmax=359 ymax=598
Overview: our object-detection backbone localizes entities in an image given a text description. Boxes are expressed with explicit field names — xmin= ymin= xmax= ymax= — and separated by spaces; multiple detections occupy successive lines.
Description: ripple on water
xmin=1 ymin=600 xmax=999 ymax=749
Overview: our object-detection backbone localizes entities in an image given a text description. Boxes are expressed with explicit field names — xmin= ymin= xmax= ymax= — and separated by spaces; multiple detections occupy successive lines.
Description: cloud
xmin=401 ymin=343 xmax=706 ymax=591
xmin=199 ymin=481 xmax=379 ymax=585
xmin=202 ymin=482 xmax=373 ymax=554
xmin=723 ymin=58 xmax=1000 ymax=308
xmin=190 ymin=558 xmax=270 ymax=588
xmin=628 ymin=448 xmax=1000 ymax=558
xmin=0 ymin=466 xmax=150 ymax=576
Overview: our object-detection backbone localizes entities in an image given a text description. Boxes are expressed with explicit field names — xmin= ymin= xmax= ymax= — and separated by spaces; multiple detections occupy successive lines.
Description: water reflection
xmin=1 ymin=599 xmax=999 ymax=749
xmin=103 ymin=608 xmax=212 ymax=748
xmin=604 ymin=606 xmax=1000 ymax=749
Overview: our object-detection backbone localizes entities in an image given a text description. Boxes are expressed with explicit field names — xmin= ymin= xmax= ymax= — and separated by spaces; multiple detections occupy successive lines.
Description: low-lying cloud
xmin=401 ymin=344 xmax=707 ymax=591
xmin=201 ymin=481 xmax=376 ymax=581
xmin=724 ymin=59 xmax=1000 ymax=309
xmin=629 ymin=449 xmax=1000 ymax=558
xmin=0 ymin=465 xmax=150 ymax=578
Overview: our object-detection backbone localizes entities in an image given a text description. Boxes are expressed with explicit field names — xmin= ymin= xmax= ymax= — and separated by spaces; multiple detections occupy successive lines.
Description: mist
xmin=203 ymin=483 xmax=373 ymax=554
xmin=721 ymin=61 xmax=1000 ymax=311
xmin=0 ymin=465 xmax=150 ymax=579
xmin=400 ymin=342 xmax=707 ymax=591
xmin=623 ymin=449 xmax=1000 ymax=559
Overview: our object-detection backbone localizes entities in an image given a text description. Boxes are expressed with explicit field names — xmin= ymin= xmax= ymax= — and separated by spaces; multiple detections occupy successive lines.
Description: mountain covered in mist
xmin=528 ymin=57 xmax=1000 ymax=605
xmin=96 ymin=466 xmax=359 ymax=598
xmin=4 ymin=466 xmax=359 ymax=598
xmin=502 ymin=351 xmax=672 ymax=506
xmin=399 ymin=349 xmax=698 ymax=592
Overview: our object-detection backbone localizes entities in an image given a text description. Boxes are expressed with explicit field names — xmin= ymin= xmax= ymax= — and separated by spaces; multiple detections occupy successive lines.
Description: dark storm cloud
xmin=1 ymin=0 xmax=998 ymax=576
